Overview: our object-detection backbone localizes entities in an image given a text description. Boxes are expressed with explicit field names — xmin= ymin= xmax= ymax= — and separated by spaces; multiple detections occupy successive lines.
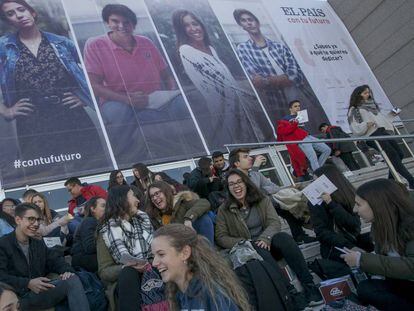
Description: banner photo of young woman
xmin=145 ymin=0 xmax=275 ymax=151
xmin=209 ymin=0 xmax=329 ymax=134
xmin=0 ymin=0 xmax=114 ymax=189
xmin=64 ymin=0 xmax=207 ymax=167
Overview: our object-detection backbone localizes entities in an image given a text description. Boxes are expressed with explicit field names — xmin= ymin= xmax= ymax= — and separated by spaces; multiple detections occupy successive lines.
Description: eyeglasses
xmin=23 ymin=216 xmax=42 ymax=224
xmin=2 ymin=204 xmax=16 ymax=209
xmin=228 ymin=179 xmax=245 ymax=188
xmin=150 ymin=190 xmax=163 ymax=200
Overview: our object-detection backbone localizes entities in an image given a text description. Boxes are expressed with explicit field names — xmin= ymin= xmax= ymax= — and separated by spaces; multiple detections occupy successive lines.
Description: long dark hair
xmin=348 ymin=84 xmax=376 ymax=111
xmin=101 ymin=185 xmax=132 ymax=225
xmin=154 ymin=172 xmax=188 ymax=193
xmin=145 ymin=181 xmax=175 ymax=221
xmin=132 ymin=163 xmax=154 ymax=192
xmin=153 ymin=224 xmax=250 ymax=311
xmin=224 ymin=169 xmax=264 ymax=209
xmin=108 ymin=170 xmax=126 ymax=190
xmin=172 ymin=10 xmax=211 ymax=50
xmin=314 ymin=164 xmax=355 ymax=213
xmin=0 ymin=198 xmax=16 ymax=227
xmin=356 ymin=179 xmax=414 ymax=254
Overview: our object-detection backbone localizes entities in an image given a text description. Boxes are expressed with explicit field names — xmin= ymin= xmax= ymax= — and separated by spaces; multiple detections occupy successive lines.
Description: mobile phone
xmin=334 ymin=246 xmax=349 ymax=254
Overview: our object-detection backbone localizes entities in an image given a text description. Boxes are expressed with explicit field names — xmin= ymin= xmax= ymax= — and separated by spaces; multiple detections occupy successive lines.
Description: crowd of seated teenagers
xmin=1 ymin=158 xmax=414 ymax=310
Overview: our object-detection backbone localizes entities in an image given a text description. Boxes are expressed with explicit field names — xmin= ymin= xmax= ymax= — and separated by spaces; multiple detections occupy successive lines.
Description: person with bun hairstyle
xmin=151 ymin=223 xmax=250 ymax=311
xmin=341 ymin=179 xmax=414 ymax=310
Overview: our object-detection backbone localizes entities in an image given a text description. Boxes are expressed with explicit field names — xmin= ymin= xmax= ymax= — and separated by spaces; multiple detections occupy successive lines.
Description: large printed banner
xmin=260 ymin=0 xmax=393 ymax=131
xmin=0 ymin=0 xmax=393 ymax=189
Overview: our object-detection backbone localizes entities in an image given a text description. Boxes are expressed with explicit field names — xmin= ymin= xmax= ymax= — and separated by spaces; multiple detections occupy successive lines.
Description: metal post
xmin=393 ymin=126 xmax=414 ymax=158
xmin=273 ymin=147 xmax=296 ymax=186
xmin=374 ymin=140 xmax=402 ymax=183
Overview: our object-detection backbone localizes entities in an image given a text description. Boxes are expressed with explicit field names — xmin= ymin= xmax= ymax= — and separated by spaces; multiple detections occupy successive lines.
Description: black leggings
xmin=367 ymin=129 xmax=414 ymax=186
xmin=254 ymin=232 xmax=314 ymax=285
xmin=116 ymin=266 xmax=142 ymax=311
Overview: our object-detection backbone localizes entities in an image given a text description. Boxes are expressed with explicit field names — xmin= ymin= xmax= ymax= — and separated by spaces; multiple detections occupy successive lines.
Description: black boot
xmin=303 ymin=282 xmax=323 ymax=306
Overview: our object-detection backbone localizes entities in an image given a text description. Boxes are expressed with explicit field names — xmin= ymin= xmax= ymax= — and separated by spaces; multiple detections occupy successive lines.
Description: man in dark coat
xmin=319 ymin=123 xmax=360 ymax=171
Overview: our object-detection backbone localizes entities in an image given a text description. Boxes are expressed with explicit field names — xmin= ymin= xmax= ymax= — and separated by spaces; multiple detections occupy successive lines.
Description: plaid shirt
xmin=236 ymin=38 xmax=304 ymax=86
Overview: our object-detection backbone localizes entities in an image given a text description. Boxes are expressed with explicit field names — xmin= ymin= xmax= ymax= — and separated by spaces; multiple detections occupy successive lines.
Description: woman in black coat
xmin=71 ymin=197 xmax=106 ymax=272
xmin=308 ymin=164 xmax=373 ymax=262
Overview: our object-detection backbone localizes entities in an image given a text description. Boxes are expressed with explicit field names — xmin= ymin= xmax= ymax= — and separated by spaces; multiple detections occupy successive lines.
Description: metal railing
xmin=225 ymin=133 xmax=414 ymax=185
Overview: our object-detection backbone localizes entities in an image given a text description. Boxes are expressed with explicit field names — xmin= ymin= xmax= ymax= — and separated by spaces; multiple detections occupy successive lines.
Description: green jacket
xmin=360 ymin=240 xmax=414 ymax=280
xmin=215 ymin=196 xmax=281 ymax=249
xmin=151 ymin=191 xmax=211 ymax=228
xmin=97 ymin=233 xmax=121 ymax=311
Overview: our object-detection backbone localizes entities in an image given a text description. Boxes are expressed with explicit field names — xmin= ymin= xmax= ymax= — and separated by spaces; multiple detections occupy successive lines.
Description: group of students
xmin=277 ymin=84 xmax=414 ymax=190
xmin=0 ymin=152 xmax=414 ymax=310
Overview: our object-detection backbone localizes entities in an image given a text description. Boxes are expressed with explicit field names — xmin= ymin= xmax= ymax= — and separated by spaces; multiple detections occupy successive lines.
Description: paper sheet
xmin=146 ymin=90 xmax=181 ymax=110
xmin=43 ymin=237 xmax=62 ymax=248
xmin=296 ymin=109 xmax=309 ymax=123
xmin=302 ymin=174 xmax=337 ymax=205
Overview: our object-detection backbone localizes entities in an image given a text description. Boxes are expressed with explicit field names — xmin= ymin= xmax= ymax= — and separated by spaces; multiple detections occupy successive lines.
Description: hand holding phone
xmin=335 ymin=246 xmax=350 ymax=254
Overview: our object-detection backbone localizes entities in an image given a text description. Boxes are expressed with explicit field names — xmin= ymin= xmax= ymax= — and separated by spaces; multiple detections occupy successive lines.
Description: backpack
xmin=76 ymin=270 xmax=108 ymax=311
xmin=235 ymin=259 xmax=294 ymax=311
xmin=308 ymin=258 xmax=351 ymax=280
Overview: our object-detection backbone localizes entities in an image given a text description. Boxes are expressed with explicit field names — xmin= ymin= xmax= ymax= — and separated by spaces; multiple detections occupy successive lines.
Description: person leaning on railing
xmin=347 ymin=85 xmax=414 ymax=189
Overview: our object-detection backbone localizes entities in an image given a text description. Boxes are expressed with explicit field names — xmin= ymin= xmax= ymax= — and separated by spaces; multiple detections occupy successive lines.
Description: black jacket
xmin=0 ymin=231 xmax=74 ymax=296
xmin=71 ymin=216 xmax=97 ymax=256
xmin=324 ymin=126 xmax=357 ymax=153
xmin=188 ymin=168 xmax=223 ymax=199
xmin=308 ymin=201 xmax=361 ymax=260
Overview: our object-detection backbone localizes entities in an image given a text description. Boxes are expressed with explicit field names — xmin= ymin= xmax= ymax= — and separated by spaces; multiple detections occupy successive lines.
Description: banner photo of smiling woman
xmin=0 ymin=0 xmax=113 ymax=188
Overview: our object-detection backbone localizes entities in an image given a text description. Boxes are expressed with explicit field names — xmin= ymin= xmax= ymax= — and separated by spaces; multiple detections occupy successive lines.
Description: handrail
xmin=224 ymin=134 xmax=414 ymax=149
xmin=394 ymin=119 xmax=414 ymax=123
xmin=225 ymin=134 xmax=414 ymax=185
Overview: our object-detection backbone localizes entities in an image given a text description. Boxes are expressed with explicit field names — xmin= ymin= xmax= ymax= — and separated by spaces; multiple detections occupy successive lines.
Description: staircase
xmin=288 ymin=159 xmax=414 ymax=262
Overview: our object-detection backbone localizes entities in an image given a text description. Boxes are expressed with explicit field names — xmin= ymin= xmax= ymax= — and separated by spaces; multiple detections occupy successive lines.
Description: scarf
xmin=100 ymin=211 xmax=153 ymax=264
xmin=348 ymin=99 xmax=380 ymax=124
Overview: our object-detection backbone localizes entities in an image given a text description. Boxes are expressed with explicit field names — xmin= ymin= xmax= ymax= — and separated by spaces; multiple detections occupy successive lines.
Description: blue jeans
xmin=20 ymin=275 xmax=90 ymax=311
xmin=101 ymin=94 xmax=202 ymax=164
xmin=299 ymin=135 xmax=331 ymax=171
xmin=192 ymin=213 xmax=214 ymax=245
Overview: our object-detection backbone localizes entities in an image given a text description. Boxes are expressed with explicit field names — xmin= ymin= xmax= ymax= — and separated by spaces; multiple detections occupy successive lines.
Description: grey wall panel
xmin=328 ymin=0 xmax=414 ymax=133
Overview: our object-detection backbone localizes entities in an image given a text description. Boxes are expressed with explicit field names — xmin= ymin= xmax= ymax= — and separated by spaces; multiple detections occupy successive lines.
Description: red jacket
xmin=276 ymin=119 xmax=308 ymax=141
xmin=67 ymin=184 xmax=107 ymax=215
xmin=277 ymin=120 xmax=308 ymax=177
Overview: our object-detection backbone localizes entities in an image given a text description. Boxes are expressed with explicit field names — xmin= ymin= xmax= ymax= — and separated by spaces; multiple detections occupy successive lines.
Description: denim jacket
xmin=0 ymin=31 xmax=93 ymax=108
xmin=0 ymin=219 xmax=13 ymax=238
